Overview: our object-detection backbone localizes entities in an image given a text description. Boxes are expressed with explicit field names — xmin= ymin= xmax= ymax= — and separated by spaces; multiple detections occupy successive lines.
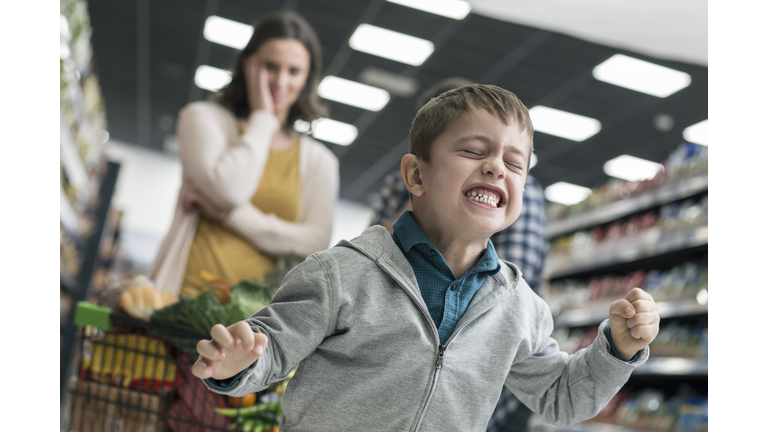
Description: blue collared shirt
xmin=391 ymin=210 xmax=501 ymax=345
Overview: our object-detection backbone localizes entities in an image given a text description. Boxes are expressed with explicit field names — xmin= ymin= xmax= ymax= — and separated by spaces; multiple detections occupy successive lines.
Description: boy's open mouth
xmin=464 ymin=186 xmax=505 ymax=208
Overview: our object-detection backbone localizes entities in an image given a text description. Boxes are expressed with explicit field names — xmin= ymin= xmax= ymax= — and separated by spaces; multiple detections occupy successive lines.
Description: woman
xmin=149 ymin=11 xmax=339 ymax=297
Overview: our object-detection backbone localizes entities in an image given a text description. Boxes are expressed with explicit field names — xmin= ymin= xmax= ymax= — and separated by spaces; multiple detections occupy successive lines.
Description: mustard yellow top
xmin=181 ymin=142 xmax=301 ymax=298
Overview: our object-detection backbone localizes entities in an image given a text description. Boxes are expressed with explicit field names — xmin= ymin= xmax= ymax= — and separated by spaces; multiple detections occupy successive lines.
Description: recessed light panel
xmin=683 ymin=119 xmax=708 ymax=146
xmin=194 ymin=65 xmax=231 ymax=92
xmin=544 ymin=182 xmax=593 ymax=206
xmin=349 ymin=24 xmax=434 ymax=66
xmin=528 ymin=106 xmax=601 ymax=142
xmin=593 ymin=54 xmax=692 ymax=98
xmin=313 ymin=119 xmax=358 ymax=146
xmin=387 ymin=0 xmax=471 ymax=19
xmin=318 ymin=76 xmax=390 ymax=111
xmin=204 ymin=15 xmax=253 ymax=49
xmin=359 ymin=67 xmax=419 ymax=98
xmin=603 ymin=155 xmax=663 ymax=182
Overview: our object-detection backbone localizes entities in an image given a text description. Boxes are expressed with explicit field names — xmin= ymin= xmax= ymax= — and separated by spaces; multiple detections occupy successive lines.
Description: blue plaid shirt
xmin=391 ymin=211 xmax=501 ymax=345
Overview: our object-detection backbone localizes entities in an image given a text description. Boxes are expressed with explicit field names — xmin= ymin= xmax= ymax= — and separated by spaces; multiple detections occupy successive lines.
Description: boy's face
xmin=409 ymin=109 xmax=530 ymax=240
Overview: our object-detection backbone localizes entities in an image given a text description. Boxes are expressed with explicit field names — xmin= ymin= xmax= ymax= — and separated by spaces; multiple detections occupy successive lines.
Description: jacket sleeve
xmin=177 ymin=103 xmax=280 ymax=210
xmin=222 ymin=145 xmax=339 ymax=257
xmin=202 ymin=254 xmax=337 ymax=396
xmin=506 ymin=315 xmax=649 ymax=427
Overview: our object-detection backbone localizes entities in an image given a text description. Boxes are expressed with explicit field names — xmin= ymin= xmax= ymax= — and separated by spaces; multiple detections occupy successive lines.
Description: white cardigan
xmin=148 ymin=101 xmax=339 ymax=295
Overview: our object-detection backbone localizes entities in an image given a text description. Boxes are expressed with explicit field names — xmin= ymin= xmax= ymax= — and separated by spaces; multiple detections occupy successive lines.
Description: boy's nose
xmin=483 ymin=157 xmax=506 ymax=179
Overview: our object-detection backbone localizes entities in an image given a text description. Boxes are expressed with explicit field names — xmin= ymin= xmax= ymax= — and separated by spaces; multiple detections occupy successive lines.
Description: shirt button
xmin=450 ymin=283 xmax=457 ymax=291
xmin=430 ymin=250 xmax=437 ymax=257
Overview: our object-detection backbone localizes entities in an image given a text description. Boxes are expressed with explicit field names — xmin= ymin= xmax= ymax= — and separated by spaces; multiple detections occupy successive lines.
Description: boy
xmin=192 ymin=84 xmax=660 ymax=431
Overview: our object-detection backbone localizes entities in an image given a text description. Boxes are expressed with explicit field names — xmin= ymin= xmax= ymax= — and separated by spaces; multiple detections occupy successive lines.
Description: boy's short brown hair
xmin=409 ymin=84 xmax=535 ymax=168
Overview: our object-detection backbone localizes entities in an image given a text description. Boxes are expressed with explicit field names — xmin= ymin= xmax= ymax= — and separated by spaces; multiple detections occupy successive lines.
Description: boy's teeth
xmin=465 ymin=191 xmax=499 ymax=206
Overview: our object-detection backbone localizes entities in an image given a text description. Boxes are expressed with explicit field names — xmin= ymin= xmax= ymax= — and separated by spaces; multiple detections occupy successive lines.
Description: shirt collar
xmin=392 ymin=210 xmax=501 ymax=276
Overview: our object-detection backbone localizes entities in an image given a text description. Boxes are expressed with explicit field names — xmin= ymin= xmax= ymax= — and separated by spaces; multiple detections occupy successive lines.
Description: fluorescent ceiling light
xmin=195 ymin=65 xmax=232 ymax=92
xmin=683 ymin=119 xmax=708 ymax=146
xmin=349 ymin=24 xmax=434 ymax=66
xmin=294 ymin=119 xmax=312 ymax=134
xmin=387 ymin=0 xmax=471 ymax=19
xmin=528 ymin=106 xmax=601 ymax=142
xmin=204 ymin=15 xmax=253 ymax=49
xmin=318 ymin=76 xmax=390 ymax=111
xmin=593 ymin=54 xmax=692 ymax=98
xmin=359 ymin=67 xmax=419 ymax=98
xmin=313 ymin=118 xmax=358 ymax=146
xmin=544 ymin=182 xmax=593 ymax=206
xmin=529 ymin=153 xmax=538 ymax=169
xmin=603 ymin=155 xmax=663 ymax=182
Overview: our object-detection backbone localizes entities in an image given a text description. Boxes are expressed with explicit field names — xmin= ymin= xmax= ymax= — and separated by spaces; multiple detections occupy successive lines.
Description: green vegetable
xmin=214 ymin=401 xmax=282 ymax=418
xmin=241 ymin=418 xmax=255 ymax=432
xmin=148 ymin=255 xmax=305 ymax=357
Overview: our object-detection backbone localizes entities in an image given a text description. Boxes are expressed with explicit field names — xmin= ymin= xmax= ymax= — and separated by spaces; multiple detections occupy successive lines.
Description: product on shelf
xmin=61 ymin=225 xmax=84 ymax=279
xmin=551 ymin=320 xmax=707 ymax=360
xmin=587 ymin=386 xmax=708 ymax=432
xmin=546 ymin=193 xmax=708 ymax=277
xmin=543 ymin=259 xmax=708 ymax=314
xmin=546 ymin=142 xmax=708 ymax=222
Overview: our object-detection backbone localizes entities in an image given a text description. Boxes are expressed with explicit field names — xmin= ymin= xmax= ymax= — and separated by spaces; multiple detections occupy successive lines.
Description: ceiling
xmin=86 ymin=0 xmax=708 ymax=208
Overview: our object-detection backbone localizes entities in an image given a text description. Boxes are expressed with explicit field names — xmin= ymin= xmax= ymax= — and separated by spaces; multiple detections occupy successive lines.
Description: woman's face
xmin=254 ymin=38 xmax=311 ymax=115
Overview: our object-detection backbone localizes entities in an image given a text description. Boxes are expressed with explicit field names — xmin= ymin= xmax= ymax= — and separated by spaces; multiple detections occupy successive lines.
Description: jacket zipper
xmin=412 ymin=344 xmax=446 ymax=432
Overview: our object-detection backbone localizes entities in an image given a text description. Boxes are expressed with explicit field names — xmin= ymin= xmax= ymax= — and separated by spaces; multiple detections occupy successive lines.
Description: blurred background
xmin=60 ymin=1 xmax=709 ymax=431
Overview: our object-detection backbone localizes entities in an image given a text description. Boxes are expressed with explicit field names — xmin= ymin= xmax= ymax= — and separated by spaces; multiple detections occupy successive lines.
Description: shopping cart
xmin=65 ymin=301 xmax=278 ymax=432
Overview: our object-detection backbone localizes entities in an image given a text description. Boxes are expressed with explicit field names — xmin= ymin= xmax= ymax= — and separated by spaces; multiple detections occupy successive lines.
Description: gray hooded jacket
xmin=204 ymin=226 xmax=648 ymax=431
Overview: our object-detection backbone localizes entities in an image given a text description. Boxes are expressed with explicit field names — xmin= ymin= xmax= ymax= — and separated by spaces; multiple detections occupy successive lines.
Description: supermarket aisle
xmin=59 ymin=0 xmax=709 ymax=431
xmin=527 ymin=143 xmax=708 ymax=432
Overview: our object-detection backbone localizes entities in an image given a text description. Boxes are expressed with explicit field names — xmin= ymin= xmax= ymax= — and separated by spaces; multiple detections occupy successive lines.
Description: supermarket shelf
xmin=545 ymin=227 xmax=708 ymax=280
xmin=530 ymin=418 xmax=656 ymax=432
xmin=60 ymin=270 xmax=80 ymax=297
xmin=633 ymin=357 xmax=707 ymax=376
xmin=60 ymin=160 xmax=120 ymax=402
xmin=60 ymin=187 xmax=81 ymax=236
xmin=554 ymin=300 xmax=708 ymax=328
xmin=547 ymin=175 xmax=708 ymax=239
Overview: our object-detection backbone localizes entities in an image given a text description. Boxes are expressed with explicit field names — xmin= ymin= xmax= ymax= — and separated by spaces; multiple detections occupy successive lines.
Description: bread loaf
xmin=119 ymin=285 xmax=178 ymax=320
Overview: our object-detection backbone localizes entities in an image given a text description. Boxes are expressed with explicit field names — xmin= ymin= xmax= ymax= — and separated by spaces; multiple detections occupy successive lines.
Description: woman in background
xmin=149 ymin=11 xmax=338 ymax=297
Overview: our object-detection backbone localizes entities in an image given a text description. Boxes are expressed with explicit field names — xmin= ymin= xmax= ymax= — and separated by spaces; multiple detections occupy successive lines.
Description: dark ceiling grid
xmin=327 ymin=6 xmax=468 ymax=165
xmin=343 ymin=23 xmax=561 ymax=203
xmin=187 ymin=0 xmax=220 ymax=105
xmin=311 ymin=0 xmax=386 ymax=78
xmin=84 ymin=0 xmax=708 ymax=209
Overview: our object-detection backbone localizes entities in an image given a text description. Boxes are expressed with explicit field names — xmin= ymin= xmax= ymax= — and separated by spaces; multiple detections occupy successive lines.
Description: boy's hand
xmin=608 ymin=288 xmax=660 ymax=361
xmin=192 ymin=321 xmax=269 ymax=380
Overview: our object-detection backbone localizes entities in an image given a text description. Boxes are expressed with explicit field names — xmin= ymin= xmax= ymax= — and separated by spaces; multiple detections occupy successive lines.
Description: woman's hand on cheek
xmin=244 ymin=54 xmax=274 ymax=116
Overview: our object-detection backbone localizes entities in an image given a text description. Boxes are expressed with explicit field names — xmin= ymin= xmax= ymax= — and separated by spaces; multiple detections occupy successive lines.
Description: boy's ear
xmin=400 ymin=154 xmax=425 ymax=197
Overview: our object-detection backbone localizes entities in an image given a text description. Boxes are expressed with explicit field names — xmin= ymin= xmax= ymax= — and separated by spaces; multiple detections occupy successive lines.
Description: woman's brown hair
xmin=214 ymin=11 xmax=327 ymax=130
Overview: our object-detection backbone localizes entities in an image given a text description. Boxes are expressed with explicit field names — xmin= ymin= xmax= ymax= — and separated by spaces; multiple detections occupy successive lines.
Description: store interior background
xmin=54 ymin=0 xmax=744 ymax=431
xmin=86 ymin=0 xmax=707 ymax=271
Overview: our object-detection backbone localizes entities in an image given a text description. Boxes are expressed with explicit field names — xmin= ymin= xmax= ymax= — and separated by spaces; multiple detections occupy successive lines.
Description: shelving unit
xmin=529 ymin=419 xmax=657 ymax=432
xmin=59 ymin=0 xmax=122 ymax=405
xmin=553 ymin=299 xmax=708 ymax=329
xmin=545 ymin=226 xmax=707 ymax=280
xmin=540 ymin=145 xmax=708 ymax=432
xmin=546 ymin=175 xmax=708 ymax=239
xmin=60 ymin=161 xmax=120 ymax=400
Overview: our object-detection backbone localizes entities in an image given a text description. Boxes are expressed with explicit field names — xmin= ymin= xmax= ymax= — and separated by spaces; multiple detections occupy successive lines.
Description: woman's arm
xmin=177 ymin=102 xmax=280 ymax=210
xmin=222 ymin=148 xmax=339 ymax=257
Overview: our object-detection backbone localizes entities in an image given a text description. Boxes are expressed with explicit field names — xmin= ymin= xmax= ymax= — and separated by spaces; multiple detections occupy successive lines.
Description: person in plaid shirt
xmin=369 ymin=79 xmax=548 ymax=432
